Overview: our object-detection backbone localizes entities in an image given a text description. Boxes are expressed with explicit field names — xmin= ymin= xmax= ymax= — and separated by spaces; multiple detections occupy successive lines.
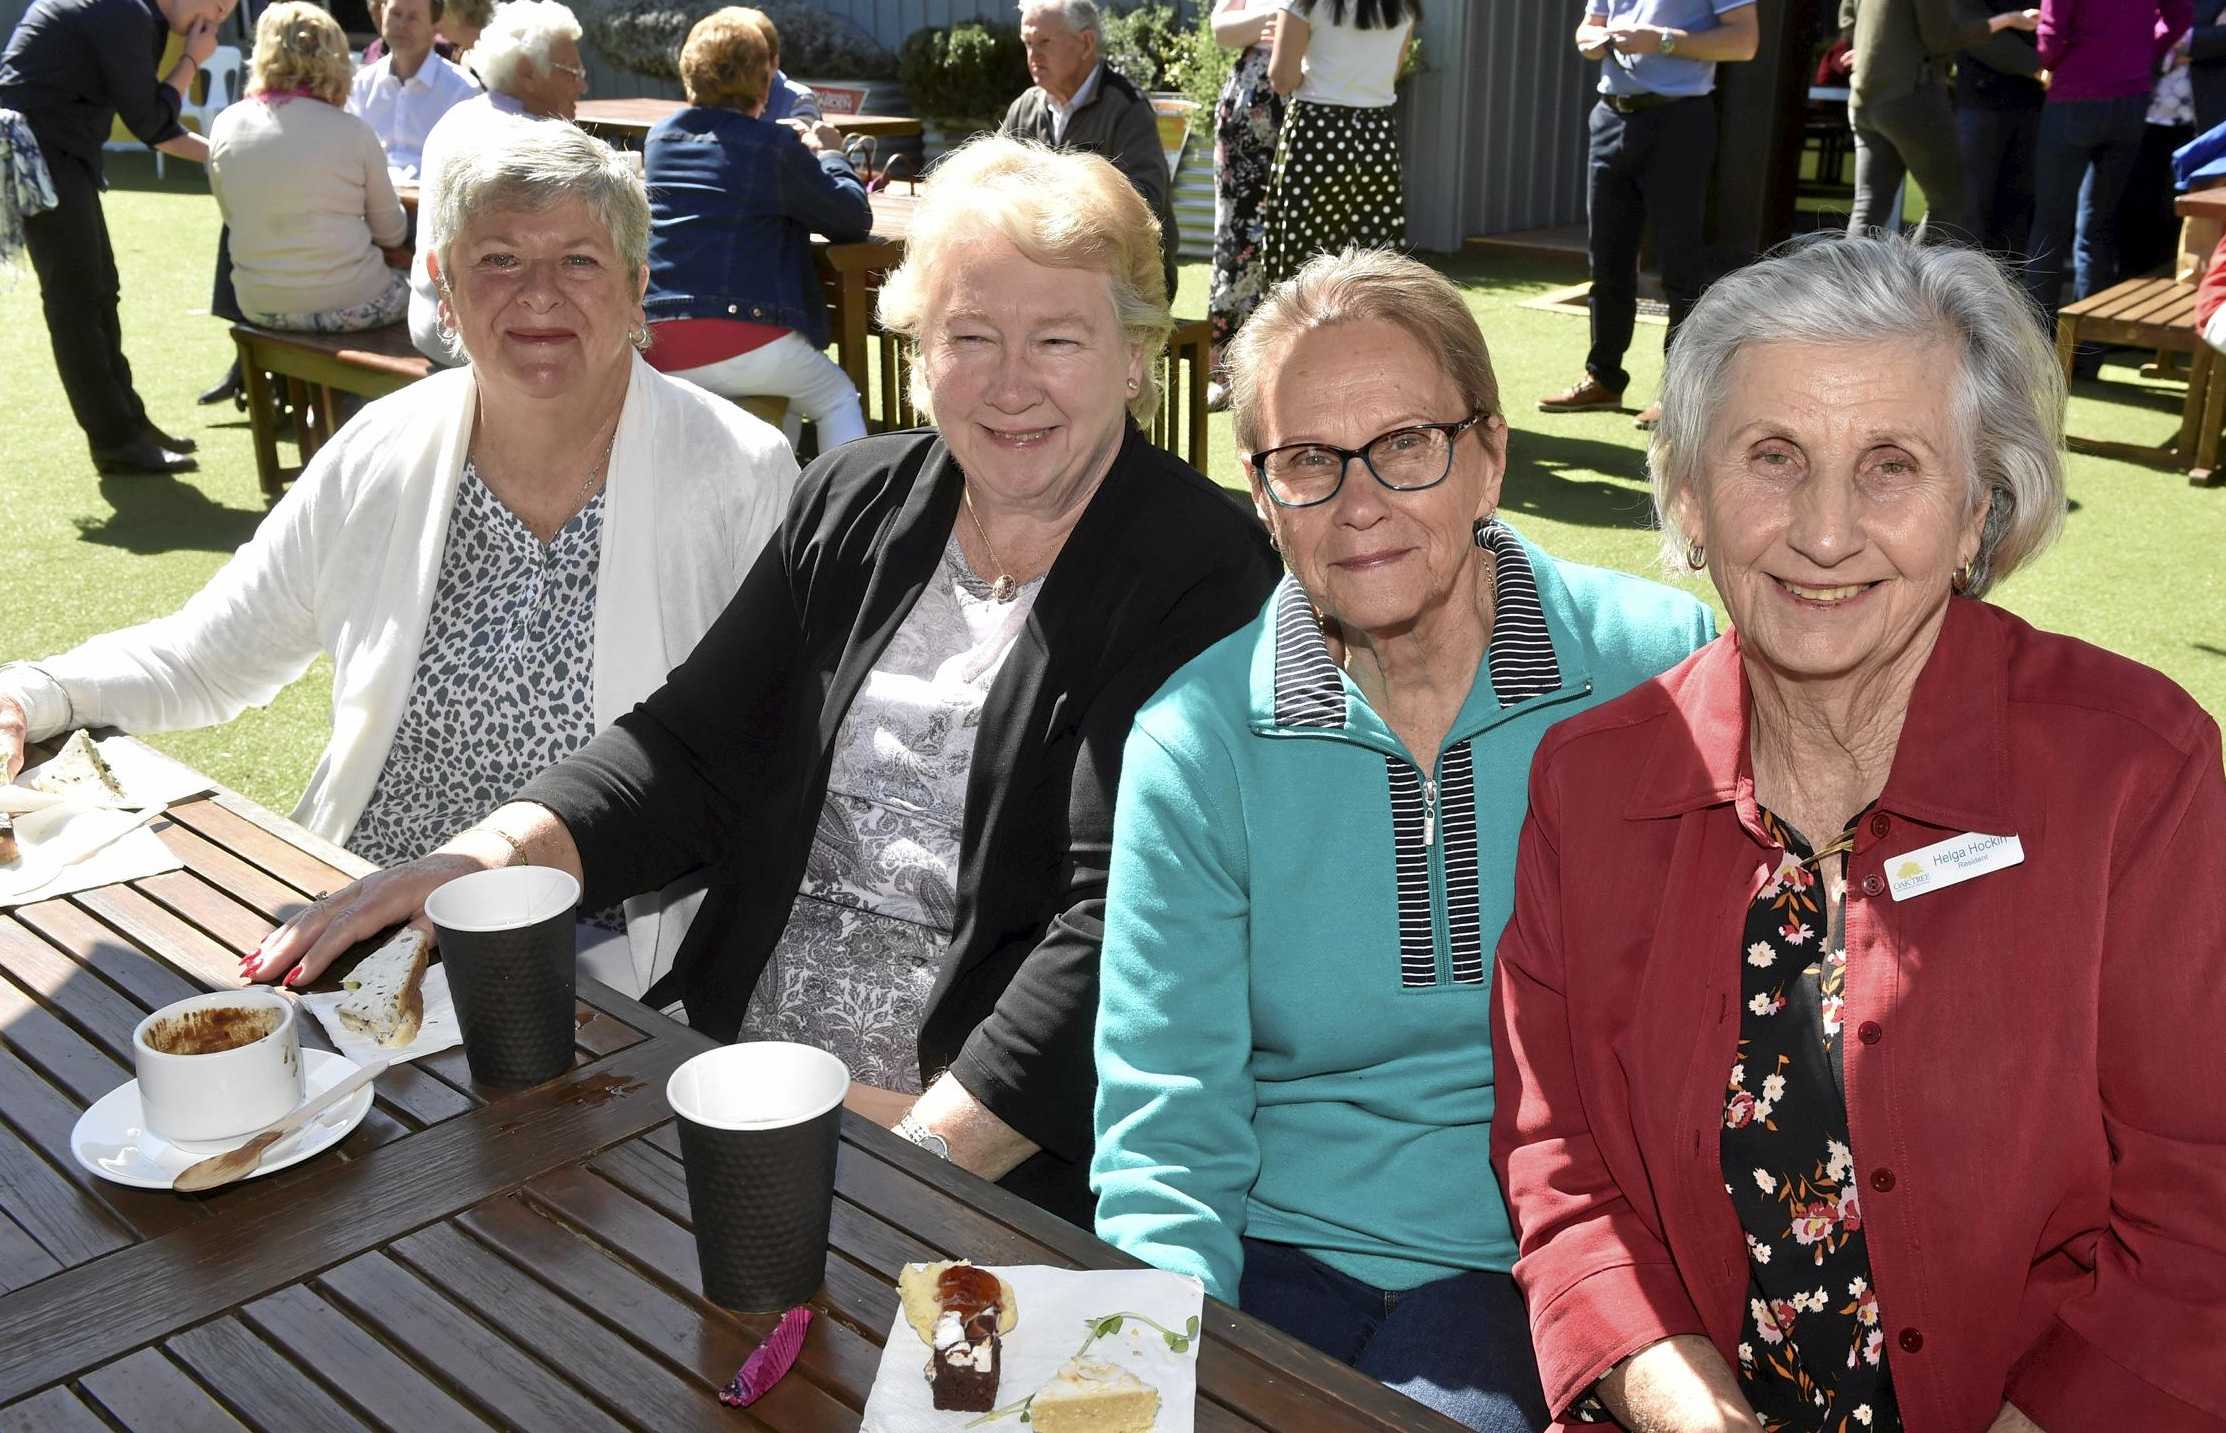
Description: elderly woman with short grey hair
xmin=1491 ymin=233 xmax=2226 ymax=1431
xmin=1092 ymin=246 xmax=1715 ymax=1432
xmin=0 ymin=116 xmax=798 ymax=1001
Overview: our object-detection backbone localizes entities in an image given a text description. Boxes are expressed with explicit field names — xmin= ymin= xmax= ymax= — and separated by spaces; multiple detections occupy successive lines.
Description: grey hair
xmin=1226 ymin=246 xmax=1500 ymax=457
xmin=427 ymin=114 xmax=650 ymax=314
xmin=1649 ymin=234 xmax=2065 ymax=597
xmin=471 ymin=0 xmax=582 ymax=95
xmin=1017 ymin=0 xmax=1102 ymax=38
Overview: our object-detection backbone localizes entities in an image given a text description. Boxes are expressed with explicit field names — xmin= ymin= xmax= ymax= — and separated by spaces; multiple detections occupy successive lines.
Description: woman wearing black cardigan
xmin=254 ymin=136 xmax=1277 ymax=1222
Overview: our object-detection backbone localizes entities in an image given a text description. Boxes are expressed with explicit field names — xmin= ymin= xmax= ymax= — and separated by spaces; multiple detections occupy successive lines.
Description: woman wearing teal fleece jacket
xmin=1091 ymin=250 xmax=1715 ymax=1433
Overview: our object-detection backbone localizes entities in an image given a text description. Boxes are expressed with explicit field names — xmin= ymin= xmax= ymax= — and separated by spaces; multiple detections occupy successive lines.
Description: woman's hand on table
xmin=243 ymin=803 xmax=583 ymax=986
xmin=1988 ymin=7 xmax=2039 ymax=31
xmin=240 ymin=849 xmax=497 ymax=987
xmin=0 ymin=694 xmax=25 ymax=782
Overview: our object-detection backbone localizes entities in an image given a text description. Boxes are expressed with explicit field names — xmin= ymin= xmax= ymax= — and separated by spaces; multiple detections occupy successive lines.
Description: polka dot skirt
xmin=1261 ymin=99 xmax=1406 ymax=288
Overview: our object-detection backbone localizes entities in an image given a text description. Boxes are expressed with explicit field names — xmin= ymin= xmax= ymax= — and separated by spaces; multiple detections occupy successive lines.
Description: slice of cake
xmin=1027 ymin=1359 xmax=1161 ymax=1433
xmin=337 ymin=928 xmax=430 ymax=1046
xmin=31 ymin=732 xmax=130 ymax=805
xmin=896 ymin=1260 xmax=1018 ymax=1342
xmin=925 ymin=1306 xmax=1002 ymax=1413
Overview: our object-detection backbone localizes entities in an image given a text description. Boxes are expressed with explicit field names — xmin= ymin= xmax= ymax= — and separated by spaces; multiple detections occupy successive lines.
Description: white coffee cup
xmin=131 ymin=989 xmax=304 ymax=1144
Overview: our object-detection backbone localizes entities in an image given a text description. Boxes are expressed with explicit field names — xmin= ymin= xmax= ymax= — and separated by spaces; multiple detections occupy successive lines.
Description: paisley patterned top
xmin=1720 ymin=807 xmax=1899 ymax=1431
xmin=350 ymin=466 xmax=618 ymax=927
xmin=737 ymin=534 xmax=1044 ymax=1091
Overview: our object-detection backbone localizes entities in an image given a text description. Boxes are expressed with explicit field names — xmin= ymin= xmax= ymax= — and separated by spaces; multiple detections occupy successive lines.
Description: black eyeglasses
xmin=1249 ymin=414 xmax=1486 ymax=509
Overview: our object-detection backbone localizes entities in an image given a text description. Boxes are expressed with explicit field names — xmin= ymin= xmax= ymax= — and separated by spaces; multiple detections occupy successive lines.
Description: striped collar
xmin=1266 ymin=516 xmax=1566 ymax=731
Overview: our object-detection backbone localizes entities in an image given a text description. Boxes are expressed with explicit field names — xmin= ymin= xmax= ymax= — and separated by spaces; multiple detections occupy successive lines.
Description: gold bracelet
xmin=483 ymin=824 xmax=529 ymax=867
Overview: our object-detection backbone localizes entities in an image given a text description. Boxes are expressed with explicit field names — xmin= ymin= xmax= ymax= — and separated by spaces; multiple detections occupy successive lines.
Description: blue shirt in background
xmin=1588 ymin=0 xmax=1754 ymax=98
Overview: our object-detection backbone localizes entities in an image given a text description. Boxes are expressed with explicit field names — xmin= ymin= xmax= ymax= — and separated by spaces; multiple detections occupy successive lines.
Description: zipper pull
xmin=1423 ymin=776 xmax=1437 ymax=847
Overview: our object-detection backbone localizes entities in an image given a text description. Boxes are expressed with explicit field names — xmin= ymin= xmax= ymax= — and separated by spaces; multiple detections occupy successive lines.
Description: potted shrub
xmin=898 ymin=20 xmax=1031 ymax=159
xmin=571 ymin=0 xmax=895 ymax=104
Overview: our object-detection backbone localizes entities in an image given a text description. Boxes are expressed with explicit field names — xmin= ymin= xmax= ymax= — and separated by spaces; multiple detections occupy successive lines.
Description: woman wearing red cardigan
xmin=1490 ymin=235 xmax=2226 ymax=1430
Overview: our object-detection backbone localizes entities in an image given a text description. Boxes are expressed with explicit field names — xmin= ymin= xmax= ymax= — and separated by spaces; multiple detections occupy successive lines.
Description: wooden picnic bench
xmin=2053 ymin=272 xmax=2226 ymax=483
xmin=231 ymin=323 xmax=434 ymax=502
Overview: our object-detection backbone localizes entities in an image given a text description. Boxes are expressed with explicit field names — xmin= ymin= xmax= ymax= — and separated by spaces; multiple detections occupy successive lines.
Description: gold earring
xmin=1952 ymin=559 xmax=1976 ymax=594
xmin=1686 ymin=539 xmax=1705 ymax=571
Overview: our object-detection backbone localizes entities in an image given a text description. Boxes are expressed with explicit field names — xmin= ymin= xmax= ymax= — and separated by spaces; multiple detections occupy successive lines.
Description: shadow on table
xmin=1498 ymin=427 xmax=1660 ymax=531
xmin=76 ymin=477 xmax=266 ymax=556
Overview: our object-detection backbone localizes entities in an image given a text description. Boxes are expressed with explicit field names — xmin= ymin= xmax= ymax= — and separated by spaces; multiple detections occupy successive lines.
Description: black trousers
xmin=1585 ymin=95 xmax=1716 ymax=395
xmin=22 ymin=154 xmax=151 ymax=454
xmin=1956 ymin=100 xmax=2042 ymax=258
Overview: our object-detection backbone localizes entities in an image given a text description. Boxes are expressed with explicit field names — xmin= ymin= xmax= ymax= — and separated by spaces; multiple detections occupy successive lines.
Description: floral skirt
xmin=1210 ymin=44 xmax=1285 ymax=354
xmin=1261 ymin=99 xmax=1405 ymax=291
xmin=242 ymin=264 xmax=409 ymax=334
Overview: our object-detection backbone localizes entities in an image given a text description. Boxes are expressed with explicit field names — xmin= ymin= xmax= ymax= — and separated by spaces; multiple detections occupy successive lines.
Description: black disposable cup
xmin=424 ymin=866 xmax=581 ymax=1087
xmin=665 ymin=1042 xmax=850 ymax=1312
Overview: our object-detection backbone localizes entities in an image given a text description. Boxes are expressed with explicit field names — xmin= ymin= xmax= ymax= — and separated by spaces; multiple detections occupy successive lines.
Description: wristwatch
xmin=1658 ymin=26 xmax=1679 ymax=55
xmin=895 ymin=1112 xmax=951 ymax=1161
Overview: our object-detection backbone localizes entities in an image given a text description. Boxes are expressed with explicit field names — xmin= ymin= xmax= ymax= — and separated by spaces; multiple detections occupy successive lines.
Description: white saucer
xmin=71 ymin=1048 xmax=375 ymax=1191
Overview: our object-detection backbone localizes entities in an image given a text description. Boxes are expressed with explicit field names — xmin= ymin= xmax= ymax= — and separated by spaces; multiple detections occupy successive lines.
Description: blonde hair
xmin=1226 ymin=246 xmax=1500 ymax=455
xmin=680 ymin=8 xmax=772 ymax=111
xmin=249 ymin=2 xmax=352 ymax=106
xmin=744 ymin=6 xmax=780 ymax=60
xmin=878 ymin=134 xmax=1170 ymax=424
xmin=1649 ymin=234 xmax=2065 ymax=596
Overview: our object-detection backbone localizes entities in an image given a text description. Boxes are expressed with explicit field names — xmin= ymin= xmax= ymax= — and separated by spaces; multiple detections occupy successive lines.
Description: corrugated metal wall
xmin=1404 ymin=2 xmax=1595 ymax=249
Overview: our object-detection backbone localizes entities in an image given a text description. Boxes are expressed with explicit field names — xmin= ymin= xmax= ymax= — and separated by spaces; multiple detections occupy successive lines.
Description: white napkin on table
xmin=861 ymin=1264 xmax=1204 ymax=1432
xmin=0 ymin=737 xmax=215 ymax=908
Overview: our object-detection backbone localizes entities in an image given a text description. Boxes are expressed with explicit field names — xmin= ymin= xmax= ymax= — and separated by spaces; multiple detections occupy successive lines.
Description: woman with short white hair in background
xmin=1 ymin=118 xmax=796 ymax=1003
xmin=407 ymin=0 xmax=590 ymax=363
xmin=207 ymin=2 xmax=409 ymax=333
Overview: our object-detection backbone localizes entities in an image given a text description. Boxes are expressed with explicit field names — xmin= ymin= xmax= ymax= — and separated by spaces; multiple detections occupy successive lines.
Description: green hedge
xmin=575 ymin=0 xmax=896 ymax=82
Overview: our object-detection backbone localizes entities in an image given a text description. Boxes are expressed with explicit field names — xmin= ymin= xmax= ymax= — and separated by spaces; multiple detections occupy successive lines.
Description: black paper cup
xmin=425 ymin=866 xmax=581 ymax=1087
xmin=665 ymin=1042 xmax=850 ymax=1312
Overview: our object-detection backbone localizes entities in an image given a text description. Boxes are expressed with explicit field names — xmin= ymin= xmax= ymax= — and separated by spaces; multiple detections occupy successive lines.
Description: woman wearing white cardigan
xmin=0 ymin=118 xmax=797 ymax=1001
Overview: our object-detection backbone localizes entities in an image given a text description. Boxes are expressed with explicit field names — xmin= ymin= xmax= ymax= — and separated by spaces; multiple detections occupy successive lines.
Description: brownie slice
xmin=926 ymin=1308 xmax=1002 ymax=1412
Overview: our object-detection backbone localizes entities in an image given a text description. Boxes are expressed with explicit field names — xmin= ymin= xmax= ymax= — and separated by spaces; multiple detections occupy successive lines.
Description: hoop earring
xmin=630 ymin=323 xmax=652 ymax=351
xmin=1952 ymin=560 xmax=1976 ymax=595
xmin=1685 ymin=539 xmax=1706 ymax=571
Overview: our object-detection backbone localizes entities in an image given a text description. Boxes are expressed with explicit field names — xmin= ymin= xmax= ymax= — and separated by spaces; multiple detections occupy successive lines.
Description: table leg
xmin=2179 ymin=344 xmax=2210 ymax=465
xmin=237 ymin=337 xmax=284 ymax=503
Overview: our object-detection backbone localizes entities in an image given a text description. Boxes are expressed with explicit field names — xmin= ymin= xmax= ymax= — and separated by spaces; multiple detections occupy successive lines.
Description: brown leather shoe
xmin=1633 ymin=402 xmax=1662 ymax=431
xmin=1537 ymin=376 xmax=1625 ymax=413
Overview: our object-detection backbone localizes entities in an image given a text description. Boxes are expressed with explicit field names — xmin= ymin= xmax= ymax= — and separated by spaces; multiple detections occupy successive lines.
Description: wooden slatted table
xmin=0 ymin=747 xmax=1461 ymax=1433
xmin=576 ymin=99 xmax=924 ymax=147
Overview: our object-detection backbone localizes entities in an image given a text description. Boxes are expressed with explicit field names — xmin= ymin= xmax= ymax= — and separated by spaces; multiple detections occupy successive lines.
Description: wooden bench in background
xmin=231 ymin=323 xmax=433 ymax=501
xmin=2054 ymin=273 xmax=2225 ymax=484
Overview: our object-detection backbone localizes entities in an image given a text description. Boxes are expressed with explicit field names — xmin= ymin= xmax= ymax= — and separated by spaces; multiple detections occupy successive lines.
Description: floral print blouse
xmin=1719 ymin=807 xmax=1900 ymax=1431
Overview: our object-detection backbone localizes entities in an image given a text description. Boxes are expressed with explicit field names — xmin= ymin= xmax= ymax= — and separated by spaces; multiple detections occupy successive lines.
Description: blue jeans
xmin=1237 ymin=1238 xmax=1548 ymax=1433
xmin=2026 ymin=94 xmax=2148 ymax=318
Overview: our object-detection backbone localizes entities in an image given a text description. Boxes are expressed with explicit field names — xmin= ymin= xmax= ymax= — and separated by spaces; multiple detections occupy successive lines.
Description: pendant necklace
xmin=960 ymin=483 xmax=1020 ymax=601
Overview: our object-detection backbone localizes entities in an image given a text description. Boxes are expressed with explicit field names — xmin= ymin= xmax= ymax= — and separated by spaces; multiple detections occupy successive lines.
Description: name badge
xmin=1884 ymin=832 xmax=2024 ymax=901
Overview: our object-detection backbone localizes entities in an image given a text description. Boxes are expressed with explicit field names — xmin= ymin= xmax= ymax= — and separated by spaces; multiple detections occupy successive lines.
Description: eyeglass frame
xmin=546 ymin=58 xmax=588 ymax=81
xmin=1247 ymin=413 xmax=1489 ymax=509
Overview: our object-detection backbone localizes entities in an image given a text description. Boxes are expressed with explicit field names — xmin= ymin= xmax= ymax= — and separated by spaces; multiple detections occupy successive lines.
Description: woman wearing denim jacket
xmin=643 ymin=7 xmax=872 ymax=449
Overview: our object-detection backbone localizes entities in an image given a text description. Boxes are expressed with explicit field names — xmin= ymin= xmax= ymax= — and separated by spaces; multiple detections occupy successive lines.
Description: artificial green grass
xmin=3 ymin=154 xmax=2220 ymax=817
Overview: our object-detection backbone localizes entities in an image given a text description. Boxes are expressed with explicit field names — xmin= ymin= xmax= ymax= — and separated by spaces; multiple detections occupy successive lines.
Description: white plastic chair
xmin=162 ymin=45 xmax=245 ymax=176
